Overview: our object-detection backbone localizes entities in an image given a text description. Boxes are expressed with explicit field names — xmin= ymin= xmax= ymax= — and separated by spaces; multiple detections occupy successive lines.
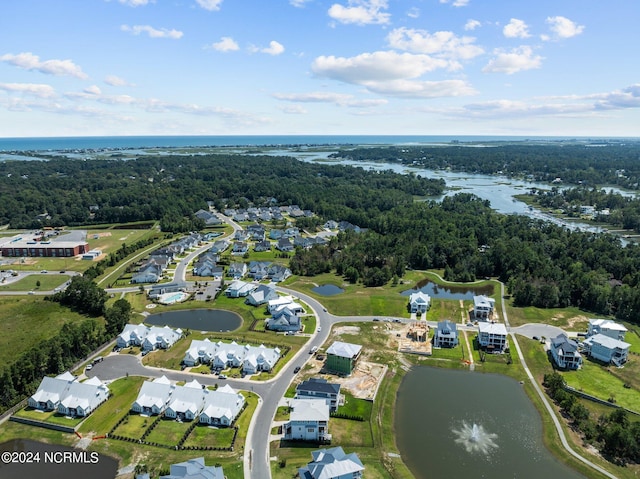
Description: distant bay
xmin=0 ymin=135 xmax=608 ymax=152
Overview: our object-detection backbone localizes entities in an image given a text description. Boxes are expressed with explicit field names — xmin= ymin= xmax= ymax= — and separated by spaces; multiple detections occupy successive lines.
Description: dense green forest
xmin=0 ymin=155 xmax=444 ymax=228
xmin=330 ymin=142 xmax=640 ymax=188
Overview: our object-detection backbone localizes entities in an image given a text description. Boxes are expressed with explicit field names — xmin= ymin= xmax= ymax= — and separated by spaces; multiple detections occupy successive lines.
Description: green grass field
xmin=0 ymin=274 xmax=70 ymax=292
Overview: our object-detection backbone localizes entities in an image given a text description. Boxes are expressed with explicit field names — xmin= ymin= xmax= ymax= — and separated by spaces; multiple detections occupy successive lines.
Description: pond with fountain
xmin=395 ymin=366 xmax=585 ymax=479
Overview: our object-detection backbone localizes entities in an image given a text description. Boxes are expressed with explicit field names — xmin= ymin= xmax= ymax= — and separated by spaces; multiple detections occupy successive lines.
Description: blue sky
xmin=1 ymin=0 xmax=639 ymax=137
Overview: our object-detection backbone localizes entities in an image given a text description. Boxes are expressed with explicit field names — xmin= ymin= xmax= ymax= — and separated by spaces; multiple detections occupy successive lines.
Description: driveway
xmin=511 ymin=323 xmax=566 ymax=340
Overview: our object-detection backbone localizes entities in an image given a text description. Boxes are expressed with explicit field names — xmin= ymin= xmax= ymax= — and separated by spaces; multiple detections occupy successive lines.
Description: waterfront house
xmin=246 ymin=284 xmax=279 ymax=306
xmin=408 ymin=291 xmax=431 ymax=314
xmin=298 ymin=447 xmax=364 ymax=479
xmin=433 ymin=320 xmax=459 ymax=348
xmin=284 ymin=399 xmax=331 ymax=442
xmin=550 ymin=334 xmax=582 ymax=370
xmin=473 ymin=295 xmax=495 ymax=321
xmin=477 ymin=322 xmax=508 ymax=352
xmin=582 ymin=334 xmax=631 ymax=366
xmin=295 ymin=378 xmax=342 ymax=412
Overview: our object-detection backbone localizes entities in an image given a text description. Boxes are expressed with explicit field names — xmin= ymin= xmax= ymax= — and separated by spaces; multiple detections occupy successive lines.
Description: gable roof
xmin=299 ymin=447 xmax=365 ymax=479
xmin=583 ymin=333 xmax=631 ymax=350
xmin=326 ymin=341 xmax=362 ymax=359
xmin=290 ymin=399 xmax=329 ymax=422
xmin=296 ymin=378 xmax=341 ymax=395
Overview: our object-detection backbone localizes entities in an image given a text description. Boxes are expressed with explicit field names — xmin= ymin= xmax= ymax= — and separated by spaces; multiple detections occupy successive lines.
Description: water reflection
xmin=145 ymin=309 xmax=242 ymax=332
xmin=400 ymin=279 xmax=493 ymax=300
xmin=311 ymin=284 xmax=345 ymax=296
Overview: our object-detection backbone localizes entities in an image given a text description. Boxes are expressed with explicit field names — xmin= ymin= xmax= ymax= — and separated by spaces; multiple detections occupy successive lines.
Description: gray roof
xmin=551 ymin=333 xmax=578 ymax=353
xmin=160 ymin=457 xmax=224 ymax=479
xmin=583 ymin=333 xmax=631 ymax=350
xmin=296 ymin=378 xmax=341 ymax=395
xmin=299 ymin=446 xmax=365 ymax=479
xmin=326 ymin=341 xmax=362 ymax=359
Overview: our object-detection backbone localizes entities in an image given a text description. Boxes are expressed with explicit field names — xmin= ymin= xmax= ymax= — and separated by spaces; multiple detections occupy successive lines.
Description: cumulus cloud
xmin=290 ymin=0 xmax=311 ymax=6
xmin=544 ymin=16 xmax=585 ymax=39
xmin=272 ymin=91 xmax=387 ymax=107
xmin=209 ymin=37 xmax=239 ymax=52
xmin=387 ymin=27 xmax=484 ymax=61
xmin=464 ymin=19 xmax=481 ymax=31
xmin=0 ymin=82 xmax=56 ymax=98
xmin=104 ymin=75 xmax=130 ymax=86
xmin=121 ymin=24 xmax=183 ymax=39
xmin=84 ymin=85 xmax=102 ymax=95
xmin=503 ymin=18 xmax=530 ymax=38
xmin=440 ymin=0 xmax=469 ymax=7
xmin=594 ymin=84 xmax=640 ymax=110
xmin=311 ymin=51 xmax=476 ymax=98
xmin=196 ymin=0 xmax=223 ymax=11
xmin=0 ymin=52 xmax=88 ymax=79
xmin=482 ymin=46 xmax=543 ymax=74
xmin=250 ymin=41 xmax=285 ymax=55
xmin=328 ymin=0 xmax=390 ymax=25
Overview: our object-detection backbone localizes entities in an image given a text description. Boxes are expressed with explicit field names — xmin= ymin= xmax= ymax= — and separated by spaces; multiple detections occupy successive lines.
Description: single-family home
xmin=326 ymin=341 xmax=362 ymax=376
xmin=268 ymin=295 xmax=303 ymax=314
xmin=131 ymin=376 xmax=173 ymax=415
xmin=266 ymin=307 xmax=301 ymax=333
xmin=165 ymin=379 xmax=204 ymax=421
xmin=29 ymin=372 xmax=109 ymax=418
xmin=231 ymin=241 xmax=249 ymax=255
xmin=194 ymin=209 xmax=222 ymax=226
xmin=284 ymin=399 xmax=331 ymax=442
xmin=409 ymin=291 xmax=431 ymax=314
xmin=234 ymin=230 xmax=249 ymax=241
xmin=228 ymin=262 xmax=248 ymax=280
xmin=324 ymin=220 xmax=339 ymax=230
xmin=254 ymin=240 xmax=272 ymax=252
xmin=298 ymin=447 xmax=364 ymax=479
xmin=587 ymin=319 xmax=628 ymax=341
xmin=131 ymin=264 xmax=162 ymax=284
xmin=270 ymin=229 xmax=284 ymax=240
xmin=246 ymin=284 xmax=279 ymax=306
xmin=477 ymin=322 xmax=508 ymax=352
xmin=582 ymin=334 xmax=631 ymax=366
xmin=473 ymin=295 xmax=496 ymax=321
xmin=209 ymin=240 xmax=230 ymax=254
xmin=268 ymin=264 xmax=292 ymax=282
xmin=159 ymin=457 xmax=224 ymax=479
xmin=550 ymin=334 xmax=582 ymax=370
xmin=433 ymin=320 xmax=459 ymax=348
xmin=296 ymin=378 xmax=342 ymax=412
xmin=225 ymin=280 xmax=256 ymax=298
xmin=276 ymin=238 xmax=294 ymax=252
xmin=248 ymin=261 xmax=271 ymax=280
xmin=199 ymin=384 xmax=245 ymax=426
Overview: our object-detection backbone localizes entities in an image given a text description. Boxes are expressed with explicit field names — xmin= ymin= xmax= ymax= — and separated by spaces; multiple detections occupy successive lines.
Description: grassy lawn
xmin=78 ymin=376 xmax=146 ymax=435
xmin=0 ymin=274 xmax=70 ymax=292
xmin=274 ymin=406 xmax=290 ymax=421
xmin=0 ymin=297 xmax=96 ymax=365
xmin=112 ymin=413 xmax=153 ymax=439
xmin=182 ymin=424 xmax=236 ymax=448
xmin=13 ymin=407 xmax=84 ymax=428
xmin=330 ymin=417 xmax=374 ymax=447
xmin=145 ymin=417 xmax=193 ymax=446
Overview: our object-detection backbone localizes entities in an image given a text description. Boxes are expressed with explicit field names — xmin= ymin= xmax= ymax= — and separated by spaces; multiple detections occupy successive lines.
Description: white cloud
xmin=482 ymin=46 xmax=543 ymax=74
xmin=594 ymin=84 xmax=640 ymax=110
xmin=210 ymin=37 xmax=239 ymax=52
xmin=250 ymin=41 xmax=285 ymax=55
xmin=290 ymin=0 xmax=311 ymax=6
xmin=545 ymin=16 xmax=585 ymax=39
xmin=464 ymin=19 xmax=481 ymax=31
xmin=328 ymin=0 xmax=390 ymax=26
xmin=272 ymin=91 xmax=387 ymax=107
xmin=407 ymin=7 xmax=420 ymax=19
xmin=0 ymin=52 xmax=88 ymax=79
xmin=84 ymin=85 xmax=102 ymax=95
xmin=278 ymin=104 xmax=307 ymax=114
xmin=440 ymin=0 xmax=470 ymax=7
xmin=387 ymin=27 xmax=484 ymax=61
xmin=0 ymin=82 xmax=56 ymax=98
xmin=311 ymin=51 xmax=476 ymax=98
xmin=121 ymin=24 xmax=183 ymax=39
xmin=104 ymin=75 xmax=130 ymax=86
xmin=117 ymin=0 xmax=153 ymax=6
xmin=503 ymin=18 xmax=530 ymax=38
xmin=196 ymin=0 xmax=223 ymax=11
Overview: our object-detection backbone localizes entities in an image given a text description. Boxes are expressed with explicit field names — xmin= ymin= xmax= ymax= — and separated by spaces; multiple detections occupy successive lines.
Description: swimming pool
xmin=158 ymin=291 xmax=190 ymax=305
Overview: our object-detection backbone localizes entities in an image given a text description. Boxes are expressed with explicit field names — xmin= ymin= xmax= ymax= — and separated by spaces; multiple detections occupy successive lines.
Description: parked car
xmin=310 ymin=346 xmax=318 ymax=354
xmin=294 ymin=366 xmax=301 ymax=373
xmin=85 ymin=364 xmax=93 ymax=371
xmin=218 ymin=374 xmax=227 ymax=380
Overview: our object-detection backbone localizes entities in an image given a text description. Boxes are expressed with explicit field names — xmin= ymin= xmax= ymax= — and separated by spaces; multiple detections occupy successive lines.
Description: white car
xmin=85 ymin=364 xmax=93 ymax=371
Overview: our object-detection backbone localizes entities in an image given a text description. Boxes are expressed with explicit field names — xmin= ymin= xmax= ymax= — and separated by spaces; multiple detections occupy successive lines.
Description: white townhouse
xmin=284 ymin=399 xmax=331 ymax=442
xmin=29 ymin=372 xmax=109 ymax=418
xmin=550 ymin=334 xmax=582 ymax=370
xmin=409 ymin=291 xmax=431 ymax=313
xmin=477 ymin=322 xmax=508 ymax=352
xmin=473 ymin=295 xmax=496 ymax=321
xmin=165 ymin=379 xmax=204 ymax=421
xmin=116 ymin=323 xmax=182 ymax=351
xmin=199 ymin=384 xmax=245 ymax=426
xmin=183 ymin=339 xmax=280 ymax=374
xmin=587 ymin=319 xmax=628 ymax=341
xmin=131 ymin=376 xmax=173 ymax=415
xmin=582 ymin=333 xmax=631 ymax=366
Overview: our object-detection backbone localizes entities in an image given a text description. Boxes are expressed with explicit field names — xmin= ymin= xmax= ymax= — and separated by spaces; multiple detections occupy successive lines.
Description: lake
xmin=145 ymin=309 xmax=242 ymax=332
xmin=311 ymin=284 xmax=345 ymax=296
xmin=0 ymin=439 xmax=118 ymax=479
xmin=400 ymin=279 xmax=493 ymax=300
xmin=395 ymin=366 xmax=585 ymax=479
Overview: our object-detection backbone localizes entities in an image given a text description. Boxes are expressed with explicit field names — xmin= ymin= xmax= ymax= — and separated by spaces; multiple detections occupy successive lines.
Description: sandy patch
xmin=332 ymin=326 xmax=361 ymax=335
